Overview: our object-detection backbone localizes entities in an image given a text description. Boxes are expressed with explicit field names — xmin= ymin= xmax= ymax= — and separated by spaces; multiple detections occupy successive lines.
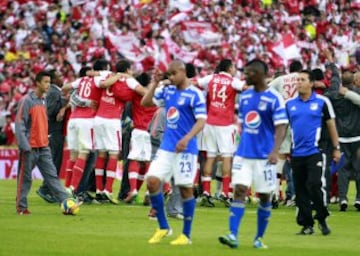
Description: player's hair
xmin=245 ymin=59 xmax=268 ymax=75
xmin=312 ymin=68 xmax=324 ymax=81
xmin=136 ymin=72 xmax=151 ymax=87
xmin=215 ymin=59 xmax=233 ymax=73
xmin=115 ymin=59 xmax=131 ymax=72
xmin=186 ymin=63 xmax=196 ymax=78
xmin=93 ymin=59 xmax=110 ymax=71
xmin=79 ymin=66 xmax=92 ymax=77
xmin=35 ymin=71 xmax=51 ymax=83
xmin=289 ymin=60 xmax=303 ymax=73
xmin=300 ymin=69 xmax=315 ymax=82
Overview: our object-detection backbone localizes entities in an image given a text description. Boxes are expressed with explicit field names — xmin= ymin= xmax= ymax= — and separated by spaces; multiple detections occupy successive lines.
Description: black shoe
xmin=36 ymin=190 xmax=57 ymax=203
xmin=219 ymin=194 xmax=232 ymax=208
xmin=340 ymin=200 xmax=348 ymax=212
xmin=296 ymin=226 xmax=314 ymax=235
xmin=200 ymin=195 xmax=215 ymax=207
xmin=354 ymin=201 xmax=360 ymax=211
xmin=318 ymin=219 xmax=331 ymax=235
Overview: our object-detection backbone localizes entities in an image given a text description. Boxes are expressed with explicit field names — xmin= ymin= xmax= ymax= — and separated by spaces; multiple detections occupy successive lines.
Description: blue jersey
xmin=286 ymin=92 xmax=335 ymax=157
xmin=236 ymin=87 xmax=288 ymax=159
xmin=153 ymin=84 xmax=207 ymax=154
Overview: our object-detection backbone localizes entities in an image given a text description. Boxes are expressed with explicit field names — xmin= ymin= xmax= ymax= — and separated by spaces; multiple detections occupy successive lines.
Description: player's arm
xmin=268 ymin=95 xmax=288 ymax=164
xmin=15 ymin=97 xmax=31 ymax=152
xmin=323 ymin=97 xmax=341 ymax=162
xmin=99 ymin=72 xmax=130 ymax=88
xmin=62 ymin=78 xmax=80 ymax=93
xmin=269 ymin=124 xmax=287 ymax=163
xmin=340 ymin=87 xmax=360 ymax=107
xmin=176 ymin=117 xmax=206 ymax=153
xmin=324 ymin=49 xmax=341 ymax=92
xmin=141 ymin=69 xmax=163 ymax=107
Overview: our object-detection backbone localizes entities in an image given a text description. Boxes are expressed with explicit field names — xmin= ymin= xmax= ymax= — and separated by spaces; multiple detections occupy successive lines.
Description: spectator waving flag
xmin=270 ymin=34 xmax=301 ymax=65
xmin=107 ymin=33 xmax=146 ymax=62
xmin=181 ymin=21 xmax=222 ymax=47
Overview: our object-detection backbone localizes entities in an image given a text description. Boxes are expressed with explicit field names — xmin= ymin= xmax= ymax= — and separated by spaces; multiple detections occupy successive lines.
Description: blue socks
xmin=229 ymin=200 xmax=245 ymax=237
xmin=150 ymin=191 xmax=169 ymax=230
xmin=256 ymin=201 xmax=272 ymax=239
xmin=182 ymin=197 xmax=196 ymax=238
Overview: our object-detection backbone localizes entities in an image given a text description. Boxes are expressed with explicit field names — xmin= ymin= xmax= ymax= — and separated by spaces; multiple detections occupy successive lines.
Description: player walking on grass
xmin=15 ymin=71 xmax=73 ymax=215
xmin=141 ymin=60 xmax=207 ymax=245
xmin=218 ymin=59 xmax=287 ymax=249
xmin=286 ymin=70 xmax=341 ymax=235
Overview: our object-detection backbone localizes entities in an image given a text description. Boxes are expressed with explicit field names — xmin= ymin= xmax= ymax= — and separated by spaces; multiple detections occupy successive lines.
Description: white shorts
xmin=204 ymin=124 xmax=236 ymax=157
xmin=93 ymin=116 xmax=122 ymax=151
xmin=196 ymin=128 xmax=206 ymax=151
xmin=146 ymin=149 xmax=198 ymax=186
xmin=232 ymin=156 xmax=276 ymax=193
xmin=127 ymin=128 xmax=152 ymax=161
xmin=67 ymin=118 xmax=94 ymax=151
xmin=279 ymin=127 xmax=292 ymax=154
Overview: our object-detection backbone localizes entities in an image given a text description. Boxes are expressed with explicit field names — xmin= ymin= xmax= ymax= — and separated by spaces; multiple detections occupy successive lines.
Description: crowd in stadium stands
xmin=0 ymin=0 xmax=359 ymax=132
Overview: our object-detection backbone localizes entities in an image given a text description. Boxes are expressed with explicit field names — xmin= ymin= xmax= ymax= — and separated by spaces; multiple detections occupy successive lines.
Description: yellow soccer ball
xmin=61 ymin=198 xmax=80 ymax=215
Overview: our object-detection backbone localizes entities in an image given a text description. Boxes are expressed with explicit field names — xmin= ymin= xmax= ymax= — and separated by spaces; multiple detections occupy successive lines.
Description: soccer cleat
xmin=103 ymin=190 xmax=119 ymax=205
xmin=36 ymin=189 xmax=57 ymax=203
xmin=167 ymin=213 xmax=184 ymax=220
xmin=219 ymin=194 xmax=232 ymax=208
xmin=65 ymin=187 xmax=76 ymax=198
xmin=354 ymin=201 xmax=360 ymax=211
xmin=253 ymin=238 xmax=268 ymax=249
xmin=340 ymin=200 xmax=348 ymax=211
xmin=218 ymin=234 xmax=239 ymax=248
xmin=86 ymin=191 xmax=97 ymax=200
xmin=318 ymin=219 xmax=331 ymax=235
xmin=17 ymin=209 xmax=31 ymax=215
xmin=170 ymin=234 xmax=192 ymax=245
xmin=296 ymin=226 xmax=314 ymax=235
xmin=143 ymin=194 xmax=150 ymax=206
xmin=123 ymin=191 xmax=138 ymax=204
xmin=200 ymin=194 xmax=215 ymax=207
xmin=148 ymin=228 xmax=172 ymax=244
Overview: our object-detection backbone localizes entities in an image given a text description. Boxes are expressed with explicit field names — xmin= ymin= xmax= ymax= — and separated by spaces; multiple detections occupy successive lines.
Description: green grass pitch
xmin=0 ymin=180 xmax=359 ymax=256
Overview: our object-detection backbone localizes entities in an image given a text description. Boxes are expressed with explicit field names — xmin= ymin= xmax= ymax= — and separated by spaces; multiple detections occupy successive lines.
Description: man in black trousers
xmin=37 ymin=69 xmax=68 ymax=203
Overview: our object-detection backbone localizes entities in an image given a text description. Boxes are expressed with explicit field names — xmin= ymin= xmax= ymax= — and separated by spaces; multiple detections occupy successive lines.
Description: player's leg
xmin=146 ymin=150 xmax=173 ymax=244
xmin=70 ymin=119 xmax=94 ymax=193
xmin=218 ymin=157 xmax=251 ymax=249
xmin=101 ymin=119 xmax=121 ymax=204
xmin=306 ymin=153 xmax=330 ymax=235
xmin=37 ymin=147 xmax=71 ymax=204
xmin=16 ymin=150 xmax=35 ymax=214
xmin=291 ymin=156 xmax=315 ymax=234
xmin=252 ymin=160 xmax=277 ymax=248
xmin=217 ymin=125 xmax=237 ymax=206
xmin=201 ymin=124 xmax=216 ymax=206
xmin=170 ymin=152 xmax=198 ymax=245
xmin=64 ymin=118 xmax=78 ymax=190
xmin=94 ymin=150 xmax=106 ymax=196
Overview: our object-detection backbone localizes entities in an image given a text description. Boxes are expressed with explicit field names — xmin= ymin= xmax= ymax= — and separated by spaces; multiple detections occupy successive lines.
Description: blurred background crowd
xmin=0 ymin=0 xmax=360 ymax=145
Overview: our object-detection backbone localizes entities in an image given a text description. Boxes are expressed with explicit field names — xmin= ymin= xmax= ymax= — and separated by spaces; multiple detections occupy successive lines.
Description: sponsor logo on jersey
xmin=245 ymin=111 xmax=261 ymax=129
xmin=310 ymin=103 xmax=318 ymax=111
xmin=167 ymin=107 xmax=180 ymax=124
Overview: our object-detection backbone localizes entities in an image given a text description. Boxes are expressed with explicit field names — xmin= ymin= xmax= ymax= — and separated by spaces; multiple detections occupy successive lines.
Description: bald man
xmin=141 ymin=60 xmax=207 ymax=245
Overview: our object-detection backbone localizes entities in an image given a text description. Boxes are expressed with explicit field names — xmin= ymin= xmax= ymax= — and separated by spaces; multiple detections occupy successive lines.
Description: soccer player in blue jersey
xmin=286 ymin=70 xmax=341 ymax=236
xmin=219 ymin=59 xmax=288 ymax=249
xmin=141 ymin=60 xmax=207 ymax=245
